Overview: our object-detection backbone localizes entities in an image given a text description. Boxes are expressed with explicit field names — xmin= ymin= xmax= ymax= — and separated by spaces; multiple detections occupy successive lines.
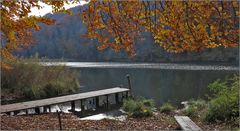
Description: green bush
xmin=1 ymin=57 xmax=80 ymax=100
xmin=159 ymin=102 xmax=176 ymax=113
xmin=183 ymin=99 xmax=207 ymax=117
xmin=123 ymin=98 xmax=155 ymax=118
xmin=203 ymin=75 xmax=239 ymax=122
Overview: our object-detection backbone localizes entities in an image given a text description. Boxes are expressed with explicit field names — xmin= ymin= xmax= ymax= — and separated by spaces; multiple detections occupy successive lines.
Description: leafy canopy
xmin=1 ymin=0 xmax=239 ymax=68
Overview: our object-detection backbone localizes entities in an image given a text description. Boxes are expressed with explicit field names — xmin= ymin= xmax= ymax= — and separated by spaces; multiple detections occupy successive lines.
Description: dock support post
xmin=121 ymin=92 xmax=125 ymax=101
xmin=35 ymin=107 xmax=40 ymax=114
xmin=48 ymin=106 xmax=52 ymax=113
xmin=115 ymin=93 xmax=119 ymax=104
xmin=126 ymin=74 xmax=132 ymax=97
xmin=43 ymin=106 xmax=48 ymax=113
xmin=26 ymin=109 xmax=29 ymax=115
xmin=13 ymin=110 xmax=20 ymax=115
xmin=81 ymin=99 xmax=85 ymax=112
xmin=96 ymin=96 xmax=100 ymax=108
xmin=70 ymin=101 xmax=75 ymax=112
xmin=106 ymin=95 xmax=109 ymax=109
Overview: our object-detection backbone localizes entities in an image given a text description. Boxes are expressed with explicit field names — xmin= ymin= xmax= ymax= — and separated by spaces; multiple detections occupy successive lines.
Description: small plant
xmin=159 ymin=102 xmax=176 ymax=113
xmin=183 ymin=99 xmax=207 ymax=117
xmin=123 ymin=98 xmax=155 ymax=118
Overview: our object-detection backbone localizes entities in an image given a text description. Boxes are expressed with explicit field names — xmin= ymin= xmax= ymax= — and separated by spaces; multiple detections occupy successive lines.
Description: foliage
xmin=203 ymin=75 xmax=239 ymax=122
xmin=1 ymin=1 xmax=239 ymax=68
xmin=183 ymin=99 xmax=207 ymax=118
xmin=82 ymin=1 xmax=239 ymax=55
xmin=123 ymin=98 xmax=155 ymax=118
xmin=1 ymin=57 xmax=80 ymax=99
xmin=0 ymin=0 xmax=81 ymax=68
xmin=159 ymin=102 xmax=176 ymax=113
xmin=182 ymin=75 xmax=239 ymax=125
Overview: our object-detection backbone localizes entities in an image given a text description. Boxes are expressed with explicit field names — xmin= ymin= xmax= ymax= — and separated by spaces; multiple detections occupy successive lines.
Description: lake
xmin=44 ymin=62 xmax=239 ymax=106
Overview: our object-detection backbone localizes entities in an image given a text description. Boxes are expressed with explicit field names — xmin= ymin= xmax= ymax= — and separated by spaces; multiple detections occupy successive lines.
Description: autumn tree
xmin=81 ymin=0 xmax=239 ymax=55
xmin=0 ymin=0 xmax=75 ymax=68
xmin=1 ymin=0 xmax=239 ymax=68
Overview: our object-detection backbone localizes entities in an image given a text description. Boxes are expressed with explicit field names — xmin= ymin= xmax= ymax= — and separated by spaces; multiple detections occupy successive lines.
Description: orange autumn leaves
xmin=81 ymin=0 xmax=239 ymax=55
xmin=1 ymin=1 xmax=239 ymax=68
xmin=81 ymin=0 xmax=143 ymax=56
xmin=1 ymin=0 xmax=63 ymax=68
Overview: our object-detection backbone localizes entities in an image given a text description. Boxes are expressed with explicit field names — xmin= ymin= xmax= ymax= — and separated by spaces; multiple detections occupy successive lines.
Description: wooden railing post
xmin=126 ymin=74 xmax=132 ymax=97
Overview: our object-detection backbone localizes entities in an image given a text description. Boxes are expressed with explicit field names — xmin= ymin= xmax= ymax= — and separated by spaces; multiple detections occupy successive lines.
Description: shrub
xmin=159 ymin=102 xmax=176 ymax=113
xmin=123 ymin=98 xmax=155 ymax=117
xmin=1 ymin=57 xmax=80 ymax=100
xmin=203 ymin=75 xmax=239 ymax=122
xmin=183 ymin=99 xmax=207 ymax=117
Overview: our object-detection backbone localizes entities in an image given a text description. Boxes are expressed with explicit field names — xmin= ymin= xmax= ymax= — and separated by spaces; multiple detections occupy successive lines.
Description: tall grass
xmin=1 ymin=57 xmax=80 ymax=100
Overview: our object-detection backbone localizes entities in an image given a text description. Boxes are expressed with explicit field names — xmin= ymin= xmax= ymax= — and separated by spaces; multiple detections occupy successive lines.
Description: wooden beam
xmin=174 ymin=116 xmax=202 ymax=131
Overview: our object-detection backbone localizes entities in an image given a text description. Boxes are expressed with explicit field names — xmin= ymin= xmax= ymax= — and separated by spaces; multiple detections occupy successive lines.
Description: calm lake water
xmin=44 ymin=62 xmax=239 ymax=106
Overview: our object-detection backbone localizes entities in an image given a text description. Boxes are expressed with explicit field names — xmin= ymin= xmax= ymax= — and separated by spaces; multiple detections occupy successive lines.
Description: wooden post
xmin=43 ymin=106 xmax=48 ymax=113
xmin=57 ymin=110 xmax=62 ymax=130
xmin=115 ymin=93 xmax=119 ymax=104
xmin=26 ymin=109 xmax=29 ymax=115
xmin=70 ymin=101 xmax=75 ymax=112
xmin=13 ymin=110 xmax=20 ymax=115
xmin=96 ymin=96 xmax=100 ymax=108
xmin=121 ymin=92 xmax=124 ymax=101
xmin=35 ymin=107 xmax=40 ymax=114
xmin=126 ymin=74 xmax=132 ymax=97
xmin=81 ymin=99 xmax=85 ymax=112
xmin=48 ymin=106 xmax=52 ymax=113
xmin=106 ymin=95 xmax=109 ymax=109
xmin=92 ymin=98 xmax=95 ymax=105
xmin=126 ymin=91 xmax=129 ymax=99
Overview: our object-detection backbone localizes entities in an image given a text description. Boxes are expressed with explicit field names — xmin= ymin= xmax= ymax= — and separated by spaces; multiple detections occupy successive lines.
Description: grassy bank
xmin=1 ymin=57 xmax=80 ymax=103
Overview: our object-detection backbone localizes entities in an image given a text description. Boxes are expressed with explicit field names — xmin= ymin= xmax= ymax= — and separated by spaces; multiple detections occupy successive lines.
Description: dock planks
xmin=0 ymin=87 xmax=129 ymax=113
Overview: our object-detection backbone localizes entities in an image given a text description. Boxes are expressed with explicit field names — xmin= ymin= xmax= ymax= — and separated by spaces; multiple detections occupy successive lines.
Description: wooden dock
xmin=0 ymin=87 xmax=130 ymax=114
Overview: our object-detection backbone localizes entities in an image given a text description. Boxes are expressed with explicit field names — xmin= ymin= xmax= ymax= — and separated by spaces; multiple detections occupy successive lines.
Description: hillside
xmin=19 ymin=5 xmax=239 ymax=64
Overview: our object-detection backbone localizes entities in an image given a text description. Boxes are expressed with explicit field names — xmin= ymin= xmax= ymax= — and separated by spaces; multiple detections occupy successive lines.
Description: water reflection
xmin=76 ymin=68 xmax=237 ymax=106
